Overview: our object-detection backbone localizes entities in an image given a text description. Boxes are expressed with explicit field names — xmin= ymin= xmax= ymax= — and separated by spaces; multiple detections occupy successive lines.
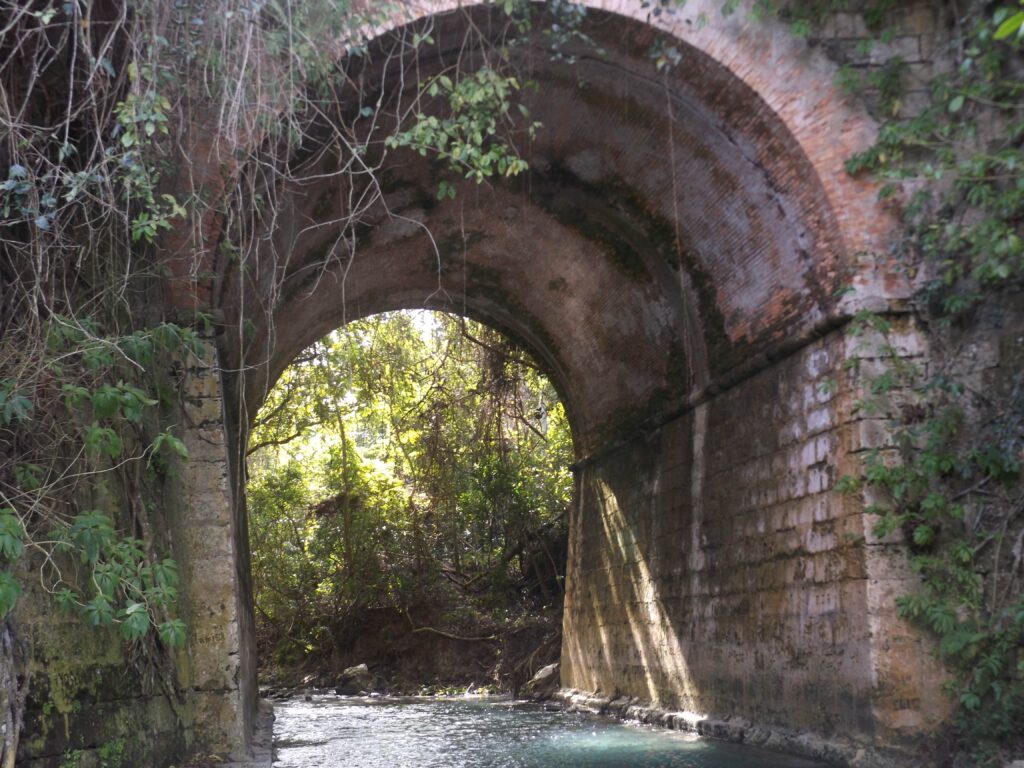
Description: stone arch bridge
xmin=25 ymin=2 xmax=955 ymax=765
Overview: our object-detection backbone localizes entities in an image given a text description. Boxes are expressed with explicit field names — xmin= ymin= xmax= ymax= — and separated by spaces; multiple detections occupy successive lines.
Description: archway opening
xmin=245 ymin=309 xmax=574 ymax=693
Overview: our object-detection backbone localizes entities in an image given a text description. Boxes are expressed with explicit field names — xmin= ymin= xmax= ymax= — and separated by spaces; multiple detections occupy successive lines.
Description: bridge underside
xmin=166 ymin=4 xmax=946 ymax=765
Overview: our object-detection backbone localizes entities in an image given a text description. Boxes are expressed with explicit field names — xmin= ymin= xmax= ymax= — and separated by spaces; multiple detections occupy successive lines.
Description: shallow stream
xmin=273 ymin=695 xmax=826 ymax=767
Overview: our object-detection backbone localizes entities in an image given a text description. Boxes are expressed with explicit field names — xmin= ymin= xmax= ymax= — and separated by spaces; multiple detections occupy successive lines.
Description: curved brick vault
xmin=216 ymin=1 xmax=901 ymax=454
xmin=165 ymin=3 xmax=945 ymax=765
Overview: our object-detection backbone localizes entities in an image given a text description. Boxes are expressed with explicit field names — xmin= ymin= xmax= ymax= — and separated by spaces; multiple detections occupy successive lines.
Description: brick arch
xmin=221 ymin=1 xmax=902 ymax=452
xmin=353 ymin=0 xmax=894 ymax=269
xmin=337 ymin=0 xmax=899 ymax=281
xmin=180 ymin=3 xmax=944 ymax=763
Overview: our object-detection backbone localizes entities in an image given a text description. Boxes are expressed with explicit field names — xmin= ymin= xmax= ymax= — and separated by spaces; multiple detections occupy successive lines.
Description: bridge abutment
xmin=561 ymin=321 xmax=947 ymax=758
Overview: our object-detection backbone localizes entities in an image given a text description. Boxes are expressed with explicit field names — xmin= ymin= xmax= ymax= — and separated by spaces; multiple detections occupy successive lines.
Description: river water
xmin=273 ymin=695 xmax=826 ymax=767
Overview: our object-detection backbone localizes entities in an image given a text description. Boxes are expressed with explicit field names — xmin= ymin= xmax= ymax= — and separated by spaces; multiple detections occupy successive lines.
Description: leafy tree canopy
xmin=247 ymin=311 xmax=572 ymax=670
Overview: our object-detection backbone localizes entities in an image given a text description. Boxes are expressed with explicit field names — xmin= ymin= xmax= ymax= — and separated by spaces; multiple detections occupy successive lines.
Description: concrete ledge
xmin=552 ymin=688 xmax=912 ymax=768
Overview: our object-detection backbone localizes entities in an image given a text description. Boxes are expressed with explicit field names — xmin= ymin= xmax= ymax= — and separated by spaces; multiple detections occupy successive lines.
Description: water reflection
xmin=273 ymin=696 xmax=825 ymax=768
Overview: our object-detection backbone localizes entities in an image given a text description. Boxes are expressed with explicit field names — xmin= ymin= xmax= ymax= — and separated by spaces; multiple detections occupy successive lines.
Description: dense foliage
xmin=247 ymin=311 xmax=572 ymax=674
xmin=0 ymin=0 xmax=195 ymax=651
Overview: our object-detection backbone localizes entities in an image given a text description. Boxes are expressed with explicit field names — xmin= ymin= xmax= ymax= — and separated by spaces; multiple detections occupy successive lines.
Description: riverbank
xmin=257 ymin=606 xmax=562 ymax=701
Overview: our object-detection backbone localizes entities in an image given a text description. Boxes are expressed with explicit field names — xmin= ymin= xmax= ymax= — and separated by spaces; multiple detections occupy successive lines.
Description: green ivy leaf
xmin=959 ymin=691 xmax=981 ymax=710
xmin=927 ymin=602 xmax=958 ymax=635
xmin=69 ymin=511 xmax=115 ymax=565
xmin=0 ymin=508 xmax=25 ymax=560
xmin=14 ymin=463 xmax=43 ymax=491
xmin=994 ymin=10 xmax=1024 ymax=40
xmin=158 ymin=618 xmax=186 ymax=648
xmin=118 ymin=601 xmax=150 ymax=641
xmin=0 ymin=571 xmax=20 ymax=617
xmin=834 ymin=475 xmax=861 ymax=494
xmin=118 ymin=333 xmax=153 ymax=366
xmin=83 ymin=594 xmax=114 ymax=627
xmin=151 ymin=431 xmax=189 ymax=462
xmin=91 ymin=385 xmax=121 ymax=419
xmin=912 ymin=525 xmax=935 ymax=547
xmin=83 ymin=423 xmax=123 ymax=459
xmin=81 ymin=345 xmax=114 ymax=371
xmin=118 ymin=383 xmax=157 ymax=424
xmin=94 ymin=562 xmax=118 ymax=598
xmin=153 ymin=558 xmax=179 ymax=590
xmin=0 ymin=388 xmax=33 ymax=425
xmin=55 ymin=587 xmax=78 ymax=613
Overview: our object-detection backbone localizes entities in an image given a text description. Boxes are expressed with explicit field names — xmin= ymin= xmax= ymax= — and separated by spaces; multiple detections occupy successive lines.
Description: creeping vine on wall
xmin=795 ymin=0 xmax=1023 ymax=762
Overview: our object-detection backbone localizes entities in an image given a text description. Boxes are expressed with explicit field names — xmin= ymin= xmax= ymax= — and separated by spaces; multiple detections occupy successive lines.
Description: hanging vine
xmin=0 ymin=0 xmax=550 ymax=761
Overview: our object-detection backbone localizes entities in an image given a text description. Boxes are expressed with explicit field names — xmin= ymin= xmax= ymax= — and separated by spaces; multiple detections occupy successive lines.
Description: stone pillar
xmin=173 ymin=339 xmax=248 ymax=758
xmin=840 ymin=316 xmax=950 ymax=745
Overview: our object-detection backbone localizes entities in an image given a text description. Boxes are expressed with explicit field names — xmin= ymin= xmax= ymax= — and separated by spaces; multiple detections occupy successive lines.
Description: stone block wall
xmin=810 ymin=0 xmax=950 ymax=119
xmin=10 ymin=338 xmax=251 ymax=767
xmin=13 ymin=590 xmax=186 ymax=768
xmin=561 ymin=325 xmax=943 ymax=752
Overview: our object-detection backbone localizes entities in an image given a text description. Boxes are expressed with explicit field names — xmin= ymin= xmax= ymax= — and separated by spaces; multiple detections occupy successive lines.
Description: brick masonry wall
xmin=561 ymin=325 xmax=945 ymax=752
xmin=810 ymin=0 xmax=951 ymax=120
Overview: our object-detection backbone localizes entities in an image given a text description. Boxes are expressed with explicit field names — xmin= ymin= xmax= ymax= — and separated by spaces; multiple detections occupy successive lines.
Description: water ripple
xmin=273 ymin=696 xmax=825 ymax=768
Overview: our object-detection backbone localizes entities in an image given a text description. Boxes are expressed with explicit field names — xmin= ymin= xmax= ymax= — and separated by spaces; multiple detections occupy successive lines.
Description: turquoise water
xmin=273 ymin=696 xmax=826 ymax=767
